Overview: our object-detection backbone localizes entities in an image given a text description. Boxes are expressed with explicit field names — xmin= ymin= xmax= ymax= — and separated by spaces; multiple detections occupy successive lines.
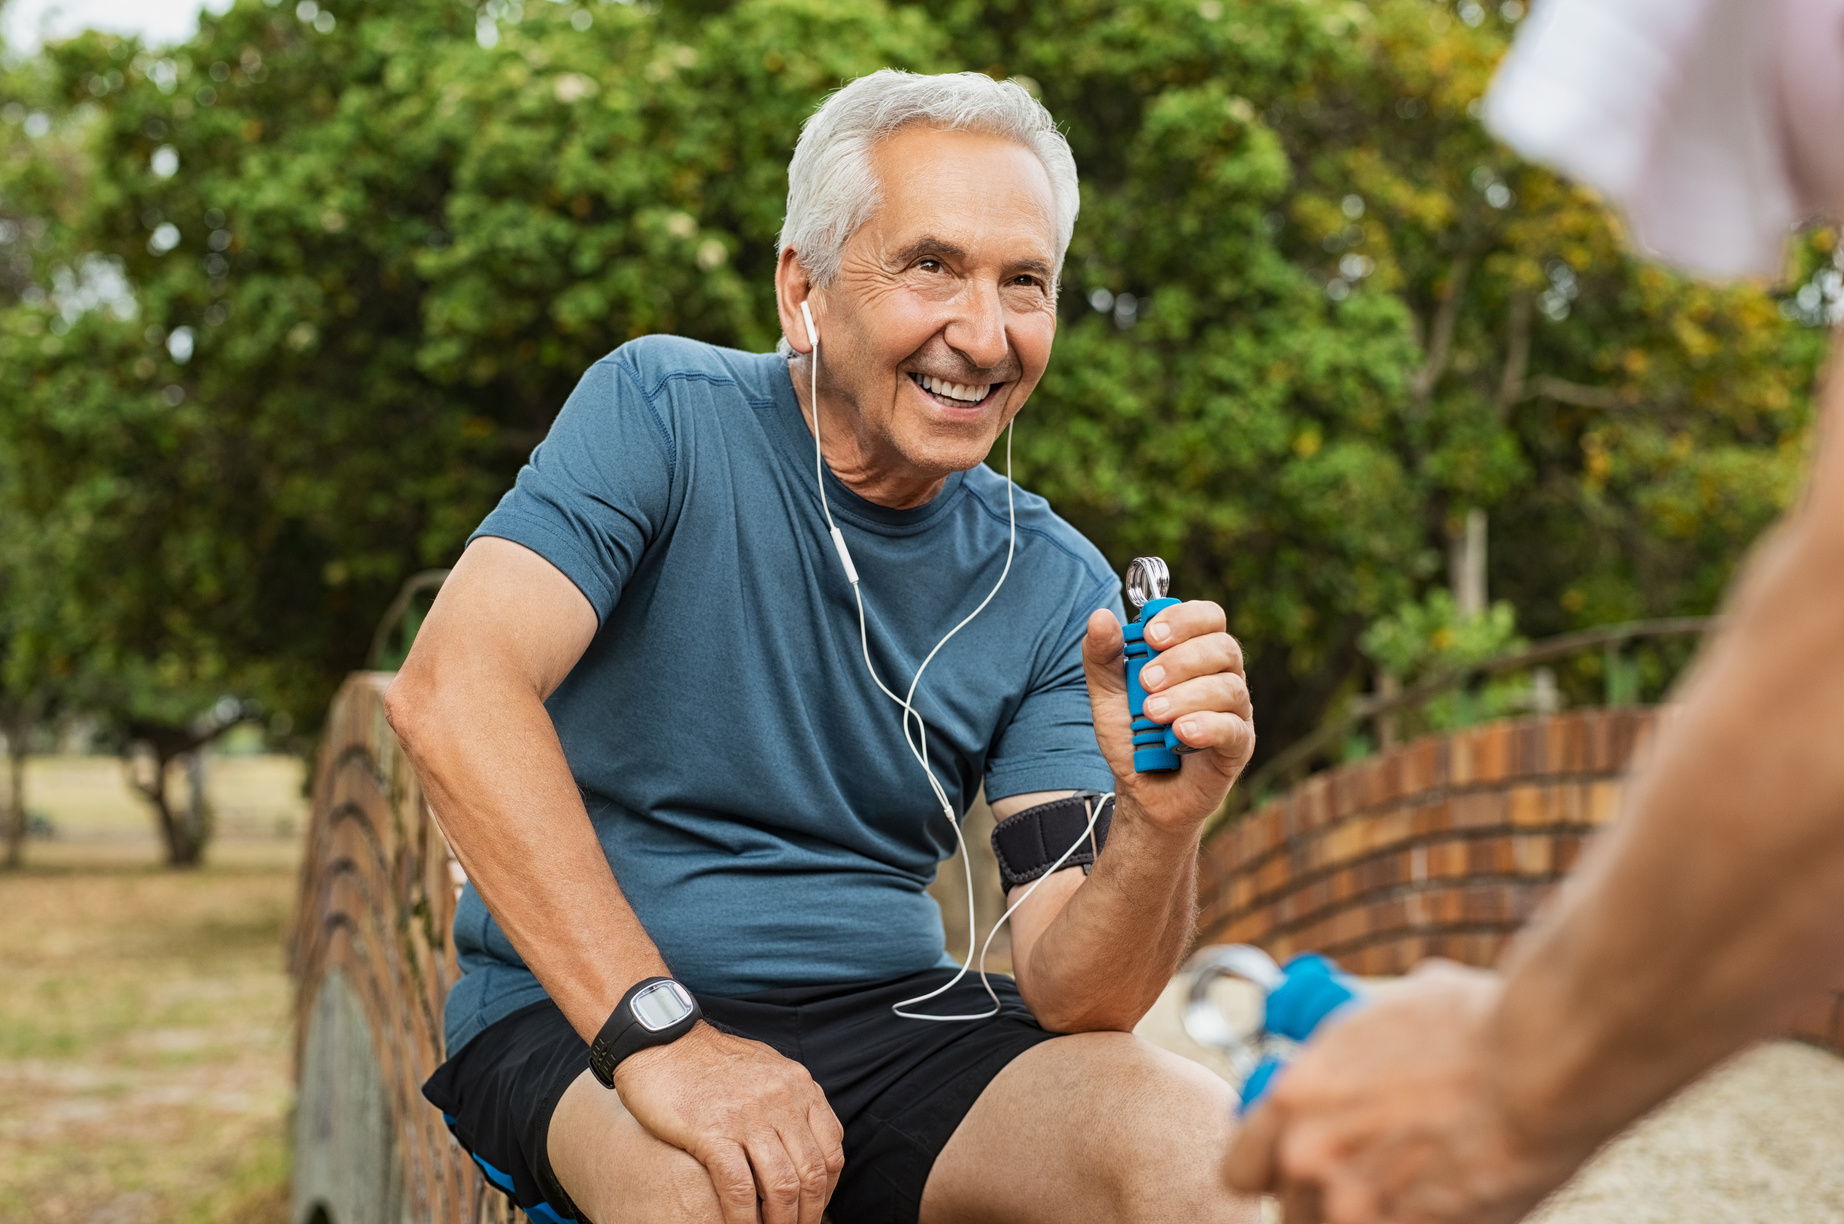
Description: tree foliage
xmin=0 ymin=0 xmax=1832 ymax=818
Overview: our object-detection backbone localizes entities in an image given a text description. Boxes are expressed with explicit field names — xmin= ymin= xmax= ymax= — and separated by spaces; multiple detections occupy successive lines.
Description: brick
xmin=1412 ymin=799 xmax=1452 ymax=837
xmin=1588 ymin=780 xmax=1626 ymax=827
xmin=1404 ymin=738 xmax=1442 ymax=794
xmin=1550 ymin=716 xmax=1586 ymax=775
xmin=1257 ymin=857 xmax=1287 ymax=898
xmin=1510 ymin=719 xmax=1547 ymax=780
xmin=1510 ymin=834 xmax=1554 ymax=876
xmin=1508 ymin=784 xmax=1552 ymax=829
xmin=1462 ymin=883 xmax=1503 ymax=924
xmin=1371 ymin=807 xmax=1414 ymax=852
xmin=1452 ymin=789 xmax=1510 ymax=831
xmin=1449 ymin=734 xmax=1476 ymax=787
xmin=1373 ymin=754 xmax=1405 ymax=808
xmin=1324 ymin=824 xmax=1363 ymax=869
xmin=1300 ymin=779 xmax=1333 ymax=831
xmin=1429 ymin=840 xmax=1468 ymax=880
xmin=1551 ymin=782 xmax=1588 ymax=826
xmin=1229 ymin=876 xmax=1254 ymax=911
xmin=1473 ymin=723 xmax=1512 ymax=783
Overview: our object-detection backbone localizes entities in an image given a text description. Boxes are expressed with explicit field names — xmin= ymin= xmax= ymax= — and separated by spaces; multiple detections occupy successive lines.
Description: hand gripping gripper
xmin=1181 ymin=945 xmax=1364 ymax=1114
xmin=1123 ymin=556 xmax=1186 ymax=773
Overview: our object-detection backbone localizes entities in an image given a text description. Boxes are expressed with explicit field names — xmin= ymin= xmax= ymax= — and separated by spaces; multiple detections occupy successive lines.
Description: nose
xmin=943 ymin=280 xmax=1010 ymax=374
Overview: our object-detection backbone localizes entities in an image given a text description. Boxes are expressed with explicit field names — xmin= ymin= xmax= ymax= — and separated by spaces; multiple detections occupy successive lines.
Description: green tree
xmin=0 ymin=0 xmax=1829 ymax=821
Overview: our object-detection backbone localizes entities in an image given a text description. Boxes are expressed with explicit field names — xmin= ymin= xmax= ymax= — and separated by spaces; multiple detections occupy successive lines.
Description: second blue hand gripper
xmin=1123 ymin=556 xmax=1183 ymax=773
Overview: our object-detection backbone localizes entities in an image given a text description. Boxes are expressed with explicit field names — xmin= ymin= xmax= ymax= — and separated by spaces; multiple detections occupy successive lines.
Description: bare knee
xmin=1065 ymin=1035 xmax=1258 ymax=1224
xmin=548 ymin=1071 xmax=726 ymax=1224
xmin=570 ymin=1141 xmax=726 ymax=1224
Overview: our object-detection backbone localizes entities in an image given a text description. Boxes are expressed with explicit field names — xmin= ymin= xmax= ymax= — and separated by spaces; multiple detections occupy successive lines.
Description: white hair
xmin=777 ymin=69 xmax=1080 ymax=291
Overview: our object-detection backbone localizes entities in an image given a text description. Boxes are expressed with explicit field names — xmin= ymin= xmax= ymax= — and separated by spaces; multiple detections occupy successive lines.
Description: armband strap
xmin=990 ymin=792 xmax=1114 ymax=892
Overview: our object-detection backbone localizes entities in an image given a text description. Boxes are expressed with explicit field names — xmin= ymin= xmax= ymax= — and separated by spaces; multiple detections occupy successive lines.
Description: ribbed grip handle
xmin=1124 ymin=595 xmax=1183 ymax=772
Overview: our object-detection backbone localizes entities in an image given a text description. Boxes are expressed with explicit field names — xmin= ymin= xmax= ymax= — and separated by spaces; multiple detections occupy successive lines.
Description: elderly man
xmin=388 ymin=70 xmax=1257 ymax=1224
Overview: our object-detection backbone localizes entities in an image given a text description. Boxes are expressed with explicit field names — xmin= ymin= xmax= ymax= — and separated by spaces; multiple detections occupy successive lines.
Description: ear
xmin=774 ymin=248 xmax=819 ymax=355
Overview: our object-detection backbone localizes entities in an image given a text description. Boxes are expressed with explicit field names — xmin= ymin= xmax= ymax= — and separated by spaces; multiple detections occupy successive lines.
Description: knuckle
xmin=764 ymin=1175 xmax=801 ymax=1204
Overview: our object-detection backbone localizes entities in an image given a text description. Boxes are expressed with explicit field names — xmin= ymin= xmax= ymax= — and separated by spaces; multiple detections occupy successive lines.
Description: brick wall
xmin=1194 ymin=707 xmax=1844 ymax=1049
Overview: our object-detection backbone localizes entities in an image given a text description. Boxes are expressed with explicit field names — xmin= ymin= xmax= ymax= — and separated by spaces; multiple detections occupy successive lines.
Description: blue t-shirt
xmin=444 ymin=335 xmax=1122 ymax=1053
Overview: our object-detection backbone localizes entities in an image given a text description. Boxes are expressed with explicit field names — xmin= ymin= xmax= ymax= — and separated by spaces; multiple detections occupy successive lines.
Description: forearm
xmin=1489 ymin=394 xmax=1844 ymax=1156
xmin=386 ymin=663 xmax=670 ymax=1044
xmin=1012 ymin=797 xmax=1201 ymax=1032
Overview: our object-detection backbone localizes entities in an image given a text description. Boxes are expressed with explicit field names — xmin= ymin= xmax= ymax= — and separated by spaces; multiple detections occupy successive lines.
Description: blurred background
xmin=0 ymin=0 xmax=1838 ymax=1218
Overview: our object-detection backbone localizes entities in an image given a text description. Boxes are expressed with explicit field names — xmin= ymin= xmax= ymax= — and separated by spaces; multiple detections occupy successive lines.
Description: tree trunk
xmin=3 ymin=732 xmax=25 ymax=871
xmin=2 ymin=699 xmax=41 ymax=871
xmin=129 ymin=743 xmax=209 ymax=868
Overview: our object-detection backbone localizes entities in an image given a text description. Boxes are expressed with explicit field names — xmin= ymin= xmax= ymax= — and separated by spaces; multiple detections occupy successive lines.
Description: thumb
xmin=1081 ymin=608 xmax=1133 ymax=771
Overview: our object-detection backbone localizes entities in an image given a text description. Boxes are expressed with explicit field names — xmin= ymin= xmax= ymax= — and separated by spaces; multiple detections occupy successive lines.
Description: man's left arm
xmin=1000 ymin=602 xmax=1255 ymax=1033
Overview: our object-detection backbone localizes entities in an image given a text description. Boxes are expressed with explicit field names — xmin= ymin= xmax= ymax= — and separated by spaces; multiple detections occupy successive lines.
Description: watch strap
xmin=588 ymin=976 xmax=702 ymax=1088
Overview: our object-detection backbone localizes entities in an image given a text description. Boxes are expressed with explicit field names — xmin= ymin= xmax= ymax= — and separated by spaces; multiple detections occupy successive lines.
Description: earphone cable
xmin=805 ymin=318 xmax=1099 ymax=1023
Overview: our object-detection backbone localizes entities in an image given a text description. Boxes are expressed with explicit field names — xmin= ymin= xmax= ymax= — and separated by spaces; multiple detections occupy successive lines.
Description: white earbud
xmin=800 ymin=300 xmax=818 ymax=349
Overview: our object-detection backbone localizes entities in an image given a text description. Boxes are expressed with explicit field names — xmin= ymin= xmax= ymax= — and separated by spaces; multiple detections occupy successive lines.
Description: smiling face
xmin=775 ymin=125 xmax=1062 ymax=507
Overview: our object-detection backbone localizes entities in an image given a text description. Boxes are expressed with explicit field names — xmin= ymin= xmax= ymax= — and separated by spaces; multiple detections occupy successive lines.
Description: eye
xmin=915 ymin=257 xmax=945 ymax=273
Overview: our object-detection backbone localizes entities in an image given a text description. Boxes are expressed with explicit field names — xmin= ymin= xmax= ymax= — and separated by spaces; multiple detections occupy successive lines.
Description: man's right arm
xmin=385 ymin=536 xmax=843 ymax=1224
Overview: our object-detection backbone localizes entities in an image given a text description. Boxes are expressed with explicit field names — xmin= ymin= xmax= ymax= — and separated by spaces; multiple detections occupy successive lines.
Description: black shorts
xmin=423 ymin=967 xmax=1058 ymax=1224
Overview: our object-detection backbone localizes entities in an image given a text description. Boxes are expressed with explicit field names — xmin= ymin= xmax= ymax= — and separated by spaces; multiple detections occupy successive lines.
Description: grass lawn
xmin=1 ymin=756 xmax=305 ymax=1224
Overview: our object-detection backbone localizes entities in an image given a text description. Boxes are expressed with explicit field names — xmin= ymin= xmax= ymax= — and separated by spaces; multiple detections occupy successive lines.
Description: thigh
xmin=918 ymin=1032 xmax=1259 ymax=1224
xmin=549 ymin=1067 xmax=727 ymax=1224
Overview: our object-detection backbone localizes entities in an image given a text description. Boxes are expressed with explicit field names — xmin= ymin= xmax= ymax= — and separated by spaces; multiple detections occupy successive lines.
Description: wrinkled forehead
xmin=859 ymin=126 xmax=1059 ymax=265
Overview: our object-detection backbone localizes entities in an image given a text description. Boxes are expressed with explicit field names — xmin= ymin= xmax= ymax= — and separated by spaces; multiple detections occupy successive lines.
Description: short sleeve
xmin=982 ymin=576 xmax=1123 ymax=800
xmin=468 ymin=357 xmax=675 ymax=623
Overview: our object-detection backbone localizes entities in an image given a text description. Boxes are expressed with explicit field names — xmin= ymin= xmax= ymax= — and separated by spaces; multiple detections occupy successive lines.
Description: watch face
xmin=631 ymin=980 xmax=695 ymax=1031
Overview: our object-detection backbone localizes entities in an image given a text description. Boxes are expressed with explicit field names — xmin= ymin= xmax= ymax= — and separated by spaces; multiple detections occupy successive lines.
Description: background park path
xmin=0 ymin=756 xmax=303 ymax=1224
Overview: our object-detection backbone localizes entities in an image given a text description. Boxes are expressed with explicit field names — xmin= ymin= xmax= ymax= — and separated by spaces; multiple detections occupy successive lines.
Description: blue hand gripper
xmin=1124 ymin=556 xmax=1184 ymax=773
xmin=1181 ymin=945 xmax=1363 ymax=1115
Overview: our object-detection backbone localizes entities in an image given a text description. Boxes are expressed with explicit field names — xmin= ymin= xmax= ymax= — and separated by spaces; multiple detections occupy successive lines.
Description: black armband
xmin=990 ymin=792 xmax=1114 ymax=892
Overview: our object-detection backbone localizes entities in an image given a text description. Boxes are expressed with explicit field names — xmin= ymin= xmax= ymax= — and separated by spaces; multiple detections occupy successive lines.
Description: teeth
xmin=918 ymin=374 xmax=991 ymax=404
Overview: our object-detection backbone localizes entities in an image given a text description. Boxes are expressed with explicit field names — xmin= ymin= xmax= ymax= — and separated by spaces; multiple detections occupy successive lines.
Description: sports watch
xmin=588 ymin=976 xmax=702 ymax=1088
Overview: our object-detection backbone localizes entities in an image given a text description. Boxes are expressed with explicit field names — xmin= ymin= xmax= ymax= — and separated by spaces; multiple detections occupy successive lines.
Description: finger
xmin=1142 ymin=671 xmax=1253 ymax=726
xmin=1139 ymin=631 xmax=1246 ymax=692
xmin=1282 ymin=1180 xmax=1325 ymax=1224
xmin=1144 ymin=599 xmax=1228 ymax=650
xmin=773 ymin=1116 xmax=833 ymax=1224
xmin=745 ymin=1131 xmax=805 ymax=1224
xmin=1081 ymin=608 xmax=1134 ymax=770
xmin=1170 ymin=709 xmax=1255 ymax=767
xmin=810 ymin=1099 xmax=846 ymax=1199
xmin=700 ymin=1141 xmax=765 ymax=1224
xmin=1080 ymin=607 xmax=1128 ymax=693
xmin=1224 ymin=1100 xmax=1283 ymax=1193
